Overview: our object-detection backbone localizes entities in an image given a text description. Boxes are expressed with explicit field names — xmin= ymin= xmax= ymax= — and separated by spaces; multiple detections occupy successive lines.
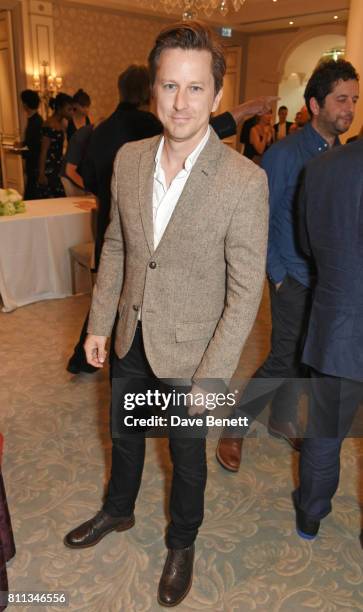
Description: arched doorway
xmin=277 ymin=34 xmax=346 ymax=122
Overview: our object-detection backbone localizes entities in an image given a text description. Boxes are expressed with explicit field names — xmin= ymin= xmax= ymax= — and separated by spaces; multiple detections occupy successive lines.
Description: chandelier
xmin=138 ymin=0 xmax=247 ymax=19
xmin=32 ymin=61 xmax=63 ymax=117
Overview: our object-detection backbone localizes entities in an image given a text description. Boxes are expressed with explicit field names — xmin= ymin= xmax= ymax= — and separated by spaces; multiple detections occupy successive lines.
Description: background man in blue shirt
xmin=217 ymin=59 xmax=359 ymax=472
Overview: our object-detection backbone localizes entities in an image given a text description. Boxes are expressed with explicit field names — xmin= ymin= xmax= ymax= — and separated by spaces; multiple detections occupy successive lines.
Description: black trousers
xmin=294 ymin=369 xmax=363 ymax=520
xmin=71 ymin=313 xmax=89 ymax=366
xmin=232 ymin=276 xmax=312 ymax=431
xmin=102 ymin=324 xmax=207 ymax=549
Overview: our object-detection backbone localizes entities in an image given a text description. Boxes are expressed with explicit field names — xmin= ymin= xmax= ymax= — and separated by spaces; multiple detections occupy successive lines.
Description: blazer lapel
xmin=138 ymin=137 xmax=161 ymax=255
xmin=154 ymin=128 xmax=222 ymax=252
xmin=138 ymin=129 xmax=222 ymax=256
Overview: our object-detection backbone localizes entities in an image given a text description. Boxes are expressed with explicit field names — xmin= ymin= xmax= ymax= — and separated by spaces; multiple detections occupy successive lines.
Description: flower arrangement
xmin=0 ymin=188 xmax=26 ymax=216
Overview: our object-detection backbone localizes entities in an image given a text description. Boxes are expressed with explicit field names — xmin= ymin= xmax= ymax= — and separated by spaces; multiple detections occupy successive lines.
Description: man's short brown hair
xmin=148 ymin=21 xmax=226 ymax=95
xmin=118 ymin=64 xmax=151 ymax=107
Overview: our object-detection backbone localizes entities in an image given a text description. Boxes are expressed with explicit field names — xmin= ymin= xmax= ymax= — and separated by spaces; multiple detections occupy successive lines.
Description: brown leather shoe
xmin=63 ymin=510 xmax=135 ymax=549
xmin=158 ymin=544 xmax=194 ymax=607
xmin=268 ymin=418 xmax=302 ymax=451
xmin=216 ymin=436 xmax=243 ymax=472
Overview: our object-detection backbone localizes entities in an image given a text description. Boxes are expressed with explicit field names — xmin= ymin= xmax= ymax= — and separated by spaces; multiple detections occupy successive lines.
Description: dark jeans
xmin=294 ymin=369 xmax=363 ymax=520
xmin=103 ymin=323 xmax=207 ymax=549
xmin=231 ymin=276 xmax=311 ymax=433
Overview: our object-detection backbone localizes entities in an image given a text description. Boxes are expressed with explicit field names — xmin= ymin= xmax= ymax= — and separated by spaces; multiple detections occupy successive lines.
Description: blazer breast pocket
xmin=175 ymin=319 xmax=219 ymax=343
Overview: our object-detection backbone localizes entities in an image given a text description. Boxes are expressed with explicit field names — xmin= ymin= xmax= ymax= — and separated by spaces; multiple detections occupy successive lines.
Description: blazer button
xmin=132 ymin=304 xmax=139 ymax=311
xmin=149 ymin=261 xmax=157 ymax=269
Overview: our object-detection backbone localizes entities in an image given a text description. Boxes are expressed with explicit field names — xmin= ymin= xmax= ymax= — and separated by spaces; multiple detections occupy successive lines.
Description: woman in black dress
xmin=243 ymin=110 xmax=275 ymax=165
xmin=38 ymin=93 xmax=73 ymax=198
xmin=67 ymin=89 xmax=91 ymax=142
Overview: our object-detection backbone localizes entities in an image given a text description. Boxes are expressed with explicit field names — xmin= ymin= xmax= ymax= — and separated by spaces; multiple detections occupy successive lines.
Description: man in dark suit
xmin=216 ymin=59 xmax=359 ymax=472
xmin=293 ymin=139 xmax=363 ymax=539
xmin=20 ymin=90 xmax=43 ymax=200
xmin=67 ymin=65 xmax=162 ymax=374
xmin=273 ymin=105 xmax=292 ymax=140
xmin=81 ymin=65 xmax=163 ymax=269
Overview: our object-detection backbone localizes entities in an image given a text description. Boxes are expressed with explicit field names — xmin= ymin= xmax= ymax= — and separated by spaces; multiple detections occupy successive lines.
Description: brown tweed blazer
xmin=88 ymin=128 xmax=268 ymax=380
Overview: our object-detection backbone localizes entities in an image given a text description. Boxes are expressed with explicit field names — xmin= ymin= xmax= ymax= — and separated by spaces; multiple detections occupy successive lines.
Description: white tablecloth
xmin=0 ymin=197 xmax=94 ymax=312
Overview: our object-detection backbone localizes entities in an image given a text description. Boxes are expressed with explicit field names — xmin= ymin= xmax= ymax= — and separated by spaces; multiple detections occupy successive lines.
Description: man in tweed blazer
xmin=64 ymin=22 xmax=268 ymax=607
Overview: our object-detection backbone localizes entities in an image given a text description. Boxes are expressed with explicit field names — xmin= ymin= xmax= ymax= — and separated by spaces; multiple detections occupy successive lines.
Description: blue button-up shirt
xmin=261 ymin=122 xmax=340 ymax=287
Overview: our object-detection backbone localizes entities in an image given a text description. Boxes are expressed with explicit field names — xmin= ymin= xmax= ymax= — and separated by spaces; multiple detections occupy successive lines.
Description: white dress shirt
xmin=138 ymin=127 xmax=211 ymax=321
xmin=152 ymin=126 xmax=211 ymax=250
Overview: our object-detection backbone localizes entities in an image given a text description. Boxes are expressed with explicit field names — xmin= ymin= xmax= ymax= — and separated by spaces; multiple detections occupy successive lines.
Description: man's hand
xmin=84 ymin=334 xmax=107 ymax=368
xmin=187 ymin=384 xmax=208 ymax=416
xmin=231 ymin=96 xmax=280 ymax=125
xmin=275 ymin=281 xmax=283 ymax=291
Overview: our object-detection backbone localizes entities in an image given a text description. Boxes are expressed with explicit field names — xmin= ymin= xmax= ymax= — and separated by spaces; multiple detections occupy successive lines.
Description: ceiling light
xmin=333 ymin=15 xmax=338 ymax=20
xmin=289 ymin=20 xmax=294 ymax=25
xmin=137 ymin=0 xmax=247 ymax=19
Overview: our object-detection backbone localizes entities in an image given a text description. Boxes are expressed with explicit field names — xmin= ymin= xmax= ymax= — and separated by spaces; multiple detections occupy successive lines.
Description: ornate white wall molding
xmin=29 ymin=0 xmax=56 ymax=77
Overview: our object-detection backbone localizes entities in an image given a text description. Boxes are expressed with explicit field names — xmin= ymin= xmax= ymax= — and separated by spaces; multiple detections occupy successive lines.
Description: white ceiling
xmin=68 ymin=0 xmax=349 ymax=32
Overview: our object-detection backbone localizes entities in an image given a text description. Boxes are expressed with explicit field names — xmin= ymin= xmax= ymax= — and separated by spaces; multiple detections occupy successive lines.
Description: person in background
xmin=66 ymin=65 xmax=162 ymax=374
xmin=294 ymin=138 xmax=363 ymax=540
xmin=19 ymin=90 xmax=43 ymax=200
xmin=274 ymin=104 xmax=292 ymax=140
xmin=290 ymin=105 xmax=310 ymax=133
xmin=37 ymin=93 xmax=73 ymax=199
xmin=81 ymin=65 xmax=163 ymax=270
xmin=346 ymin=123 xmax=363 ymax=143
xmin=0 ymin=433 xmax=16 ymax=609
xmin=239 ymin=114 xmax=257 ymax=154
xmin=244 ymin=110 xmax=274 ymax=164
xmin=216 ymin=59 xmax=359 ymax=472
xmin=61 ymin=123 xmax=94 ymax=196
xmin=290 ymin=111 xmax=303 ymax=133
xmin=67 ymin=89 xmax=91 ymax=142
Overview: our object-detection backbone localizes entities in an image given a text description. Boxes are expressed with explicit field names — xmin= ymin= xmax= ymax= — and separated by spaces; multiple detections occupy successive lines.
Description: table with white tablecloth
xmin=0 ymin=198 xmax=94 ymax=312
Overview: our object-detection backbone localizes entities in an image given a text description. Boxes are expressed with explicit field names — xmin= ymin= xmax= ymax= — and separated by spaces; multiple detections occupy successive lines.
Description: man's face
xmin=299 ymin=106 xmax=309 ymax=126
xmin=278 ymin=107 xmax=288 ymax=122
xmin=314 ymin=78 xmax=359 ymax=136
xmin=153 ymin=47 xmax=223 ymax=145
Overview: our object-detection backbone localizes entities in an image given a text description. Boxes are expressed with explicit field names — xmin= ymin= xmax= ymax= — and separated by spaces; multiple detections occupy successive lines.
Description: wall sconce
xmin=32 ymin=61 xmax=63 ymax=117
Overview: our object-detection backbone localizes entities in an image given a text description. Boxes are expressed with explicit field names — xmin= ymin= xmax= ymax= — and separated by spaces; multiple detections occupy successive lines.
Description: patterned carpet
xmin=1 ymin=290 xmax=362 ymax=611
